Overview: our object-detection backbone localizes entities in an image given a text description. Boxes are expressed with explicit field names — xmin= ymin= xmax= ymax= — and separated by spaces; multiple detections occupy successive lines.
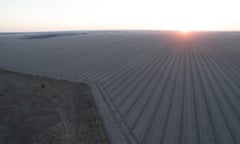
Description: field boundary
xmin=86 ymin=80 xmax=134 ymax=144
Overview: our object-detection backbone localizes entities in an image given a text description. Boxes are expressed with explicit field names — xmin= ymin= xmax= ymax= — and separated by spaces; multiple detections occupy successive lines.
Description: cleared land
xmin=0 ymin=69 xmax=106 ymax=144
xmin=0 ymin=31 xmax=240 ymax=144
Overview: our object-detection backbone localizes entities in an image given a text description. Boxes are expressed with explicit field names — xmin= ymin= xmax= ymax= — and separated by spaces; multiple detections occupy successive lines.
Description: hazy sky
xmin=1 ymin=0 xmax=240 ymax=32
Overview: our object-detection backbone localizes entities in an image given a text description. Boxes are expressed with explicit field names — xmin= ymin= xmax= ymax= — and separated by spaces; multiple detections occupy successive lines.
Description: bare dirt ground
xmin=0 ymin=69 xmax=107 ymax=144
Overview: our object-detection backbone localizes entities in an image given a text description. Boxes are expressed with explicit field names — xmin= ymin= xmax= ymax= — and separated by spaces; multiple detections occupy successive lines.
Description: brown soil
xmin=0 ymin=69 xmax=107 ymax=144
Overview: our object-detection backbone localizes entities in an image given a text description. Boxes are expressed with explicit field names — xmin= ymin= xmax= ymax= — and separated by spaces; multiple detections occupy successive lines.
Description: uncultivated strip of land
xmin=0 ymin=69 xmax=107 ymax=144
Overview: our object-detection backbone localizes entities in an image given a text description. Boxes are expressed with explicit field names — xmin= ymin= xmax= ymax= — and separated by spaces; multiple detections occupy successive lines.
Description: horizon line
xmin=1 ymin=29 xmax=240 ymax=33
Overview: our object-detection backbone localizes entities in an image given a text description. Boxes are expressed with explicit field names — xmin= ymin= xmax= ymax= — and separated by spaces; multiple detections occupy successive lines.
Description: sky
xmin=0 ymin=0 xmax=240 ymax=32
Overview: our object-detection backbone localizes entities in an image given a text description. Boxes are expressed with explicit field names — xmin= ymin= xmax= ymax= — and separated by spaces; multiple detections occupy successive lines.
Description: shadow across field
xmin=21 ymin=32 xmax=88 ymax=39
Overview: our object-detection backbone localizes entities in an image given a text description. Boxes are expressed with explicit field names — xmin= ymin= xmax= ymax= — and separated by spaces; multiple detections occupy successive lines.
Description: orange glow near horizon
xmin=180 ymin=30 xmax=190 ymax=33
xmin=178 ymin=30 xmax=191 ymax=39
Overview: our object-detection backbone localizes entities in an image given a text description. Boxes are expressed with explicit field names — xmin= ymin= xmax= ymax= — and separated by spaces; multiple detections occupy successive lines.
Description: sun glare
xmin=181 ymin=30 xmax=189 ymax=33
xmin=179 ymin=29 xmax=191 ymax=36
xmin=178 ymin=29 xmax=191 ymax=39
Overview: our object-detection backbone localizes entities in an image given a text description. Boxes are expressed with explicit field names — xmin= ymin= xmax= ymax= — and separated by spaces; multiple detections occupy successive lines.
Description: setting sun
xmin=1 ymin=0 xmax=240 ymax=143
xmin=180 ymin=29 xmax=190 ymax=33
